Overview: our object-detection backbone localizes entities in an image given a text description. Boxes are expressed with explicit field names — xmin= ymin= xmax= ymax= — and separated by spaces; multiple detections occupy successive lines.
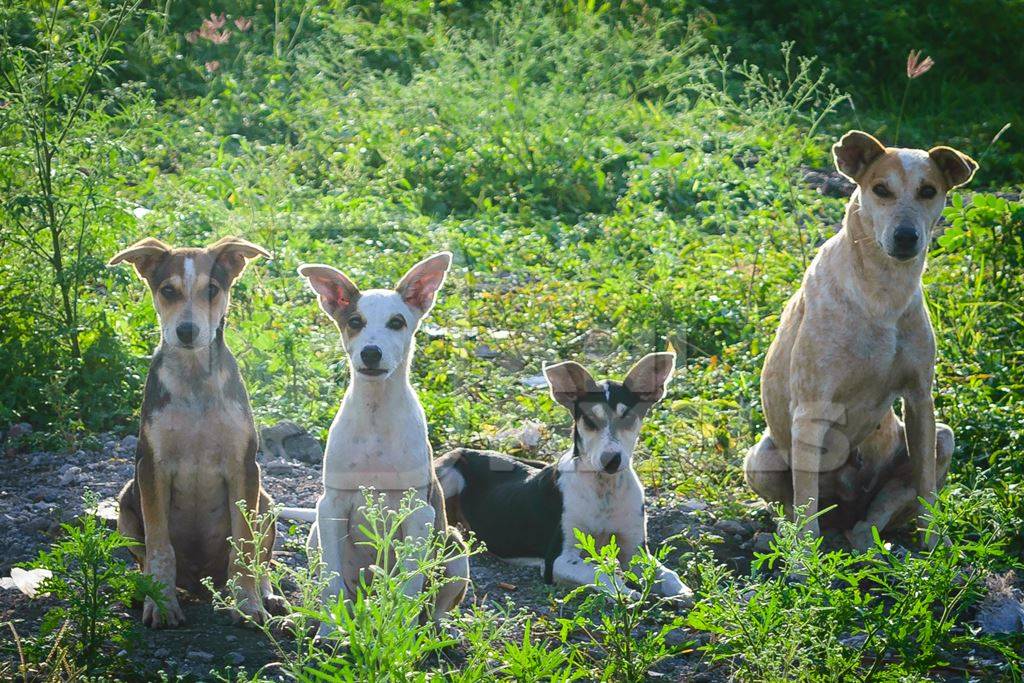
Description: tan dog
xmin=744 ymin=131 xmax=977 ymax=549
xmin=110 ymin=236 xmax=281 ymax=627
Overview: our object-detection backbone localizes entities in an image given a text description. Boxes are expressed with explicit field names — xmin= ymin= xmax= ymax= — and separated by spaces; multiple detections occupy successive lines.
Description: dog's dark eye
xmin=159 ymin=285 xmax=179 ymax=299
xmin=207 ymin=284 xmax=219 ymax=299
xmin=387 ymin=315 xmax=406 ymax=330
xmin=579 ymin=414 xmax=597 ymax=430
xmin=872 ymin=184 xmax=893 ymax=199
xmin=918 ymin=184 xmax=937 ymax=199
xmin=347 ymin=316 xmax=365 ymax=330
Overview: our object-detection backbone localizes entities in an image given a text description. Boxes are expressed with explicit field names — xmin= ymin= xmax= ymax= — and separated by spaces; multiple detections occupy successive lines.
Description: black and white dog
xmin=435 ymin=353 xmax=690 ymax=599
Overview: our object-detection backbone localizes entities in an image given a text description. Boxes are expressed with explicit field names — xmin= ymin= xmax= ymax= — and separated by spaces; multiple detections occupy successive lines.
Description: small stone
xmin=713 ymin=518 xmax=749 ymax=538
xmin=226 ymin=652 xmax=246 ymax=665
xmin=260 ymin=421 xmax=323 ymax=464
xmin=752 ymin=531 xmax=774 ymax=554
xmin=25 ymin=517 xmax=51 ymax=533
xmin=189 ymin=649 xmax=215 ymax=662
xmin=153 ymin=648 xmax=170 ymax=658
xmin=8 ymin=423 xmax=32 ymax=440
xmin=474 ymin=344 xmax=499 ymax=359
xmin=678 ymin=498 xmax=708 ymax=513
xmin=58 ymin=466 xmax=81 ymax=486
xmin=520 ymin=374 xmax=548 ymax=389
xmin=119 ymin=435 xmax=138 ymax=451
xmin=264 ymin=459 xmax=293 ymax=475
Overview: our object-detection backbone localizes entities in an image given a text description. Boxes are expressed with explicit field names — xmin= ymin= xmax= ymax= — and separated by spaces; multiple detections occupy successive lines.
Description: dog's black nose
xmin=893 ymin=225 xmax=920 ymax=254
xmin=601 ymin=452 xmax=622 ymax=474
xmin=176 ymin=322 xmax=199 ymax=345
xmin=360 ymin=345 xmax=383 ymax=367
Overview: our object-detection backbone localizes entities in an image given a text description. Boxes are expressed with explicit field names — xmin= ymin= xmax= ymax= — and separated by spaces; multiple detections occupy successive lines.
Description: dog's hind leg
xmin=847 ymin=422 xmax=955 ymax=551
xmin=744 ymin=433 xmax=793 ymax=519
xmin=117 ymin=480 xmax=146 ymax=567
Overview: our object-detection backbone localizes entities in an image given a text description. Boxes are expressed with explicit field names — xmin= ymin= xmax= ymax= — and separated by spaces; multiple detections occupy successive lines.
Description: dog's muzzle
xmin=889 ymin=224 xmax=921 ymax=261
xmin=357 ymin=345 xmax=387 ymax=376
xmin=601 ymin=452 xmax=623 ymax=474
xmin=176 ymin=322 xmax=199 ymax=347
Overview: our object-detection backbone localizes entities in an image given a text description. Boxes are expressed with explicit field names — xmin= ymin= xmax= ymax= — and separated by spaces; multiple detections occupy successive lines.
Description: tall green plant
xmin=0 ymin=0 xmax=148 ymax=426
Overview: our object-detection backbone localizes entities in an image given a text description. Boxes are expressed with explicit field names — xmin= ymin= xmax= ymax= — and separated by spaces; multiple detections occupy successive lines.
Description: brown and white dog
xmin=744 ymin=131 xmax=977 ymax=549
xmin=110 ymin=236 xmax=281 ymax=627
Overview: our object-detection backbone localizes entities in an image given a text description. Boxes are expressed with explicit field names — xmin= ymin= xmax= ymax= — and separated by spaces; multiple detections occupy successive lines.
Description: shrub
xmin=12 ymin=491 xmax=164 ymax=679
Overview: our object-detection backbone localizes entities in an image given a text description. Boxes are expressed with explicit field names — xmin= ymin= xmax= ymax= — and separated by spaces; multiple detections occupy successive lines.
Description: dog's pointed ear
xmin=832 ymin=130 xmax=887 ymax=182
xmin=298 ymin=264 xmax=361 ymax=320
xmin=208 ymin=236 xmax=271 ymax=283
xmin=544 ymin=360 xmax=599 ymax=411
xmin=623 ymin=352 xmax=675 ymax=406
xmin=928 ymin=146 xmax=979 ymax=190
xmin=395 ymin=251 xmax=452 ymax=314
xmin=108 ymin=237 xmax=172 ymax=280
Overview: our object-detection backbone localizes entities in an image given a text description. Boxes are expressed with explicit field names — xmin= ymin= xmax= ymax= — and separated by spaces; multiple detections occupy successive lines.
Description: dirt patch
xmin=1 ymin=434 xmax=793 ymax=679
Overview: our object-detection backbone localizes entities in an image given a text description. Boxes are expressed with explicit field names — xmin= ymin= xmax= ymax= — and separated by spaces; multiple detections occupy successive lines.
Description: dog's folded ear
xmin=396 ymin=251 xmax=452 ymax=314
xmin=928 ymin=146 xmax=979 ymax=189
xmin=208 ymin=236 xmax=271 ymax=283
xmin=623 ymin=352 xmax=675 ymax=405
xmin=544 ymin=360 xmax=599 ymax=410
xmin=832 ymin=130 xmax=887 ymax=182
xmin=298 ymin=264 xmax=361 ymax=321
xmin=108 ymin=237 xmax=172 ymax=280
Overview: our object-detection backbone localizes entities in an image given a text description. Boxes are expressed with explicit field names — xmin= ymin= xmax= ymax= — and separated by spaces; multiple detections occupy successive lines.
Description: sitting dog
xmin=435 ymin=353 xmax=691 ymax=599
xmin=289 ymin=252 xmax=468 ymax=635
xmin=110 ymin=236 xmax=279 ymax=628
xmin=744 ymin=131 xmax=977 ymax=549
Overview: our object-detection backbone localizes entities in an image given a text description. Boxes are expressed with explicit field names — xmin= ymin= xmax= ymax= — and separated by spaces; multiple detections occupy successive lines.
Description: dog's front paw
xmin=846 ymin=521 xmax=875 ymax=552
xmin=143 ymin=594 xmax=185 ymax=628
xmin=232 ymin=592 xmax=270 ymax=626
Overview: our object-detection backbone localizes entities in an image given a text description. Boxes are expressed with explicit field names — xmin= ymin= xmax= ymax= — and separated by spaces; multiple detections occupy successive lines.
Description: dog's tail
xmin=434 ymin=449 xmax=468 ymax=499
xmin=278 ymin=506 xmax=317 ymax=523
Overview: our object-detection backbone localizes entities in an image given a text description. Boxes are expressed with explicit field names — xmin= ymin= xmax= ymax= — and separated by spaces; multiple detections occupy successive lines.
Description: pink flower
xmin=209 ymin=29 xmax=231 ymax=45
xmin=207 ymin=12 xmax=226 ymax=30
xmin=185 ymin=29 xmax=199 ymax=44
xmin=906 ymin=50 xmax=934 ymax=79
xmin=205 ymin=60 xmax=221 ymax=73
xmin=234 ymin=16 xmax=252 ymax=32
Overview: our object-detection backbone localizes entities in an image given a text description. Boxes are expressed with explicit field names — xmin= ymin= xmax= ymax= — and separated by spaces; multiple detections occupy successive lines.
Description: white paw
xmin=143 ymin=593 xmax=185 ymax=628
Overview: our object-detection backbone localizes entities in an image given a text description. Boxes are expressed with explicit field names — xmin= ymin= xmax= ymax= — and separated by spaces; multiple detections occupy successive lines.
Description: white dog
xmin=284 ymin=252 xmax=468 ymax=635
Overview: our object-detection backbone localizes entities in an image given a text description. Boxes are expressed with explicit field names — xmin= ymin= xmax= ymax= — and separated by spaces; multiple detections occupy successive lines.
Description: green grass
xmin=2 ymin=0 xmax=1023 ymax=679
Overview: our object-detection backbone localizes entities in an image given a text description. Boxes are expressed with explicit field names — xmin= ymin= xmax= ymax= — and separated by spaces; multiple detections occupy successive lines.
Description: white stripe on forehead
xmin=184 ymin=257 xmax=196 ymax=290
xmin=896 ymin=148 xmax=932 ymax=183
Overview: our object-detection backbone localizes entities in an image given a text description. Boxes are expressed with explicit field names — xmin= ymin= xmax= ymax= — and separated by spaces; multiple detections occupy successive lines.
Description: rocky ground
xmin=0 ymin=423 xmax=782 ymax=680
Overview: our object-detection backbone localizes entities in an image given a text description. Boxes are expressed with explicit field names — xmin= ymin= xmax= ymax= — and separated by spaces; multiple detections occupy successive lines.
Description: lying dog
xmin=744 ymin=131 xmax=977 ymax=548
xmin=110 ymin=236 xmax=280 ymax=627
xmin=289 ymin=252 xmax=468 ymax=635
xmin=435 ymin=353 xmax=690 ymax=599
